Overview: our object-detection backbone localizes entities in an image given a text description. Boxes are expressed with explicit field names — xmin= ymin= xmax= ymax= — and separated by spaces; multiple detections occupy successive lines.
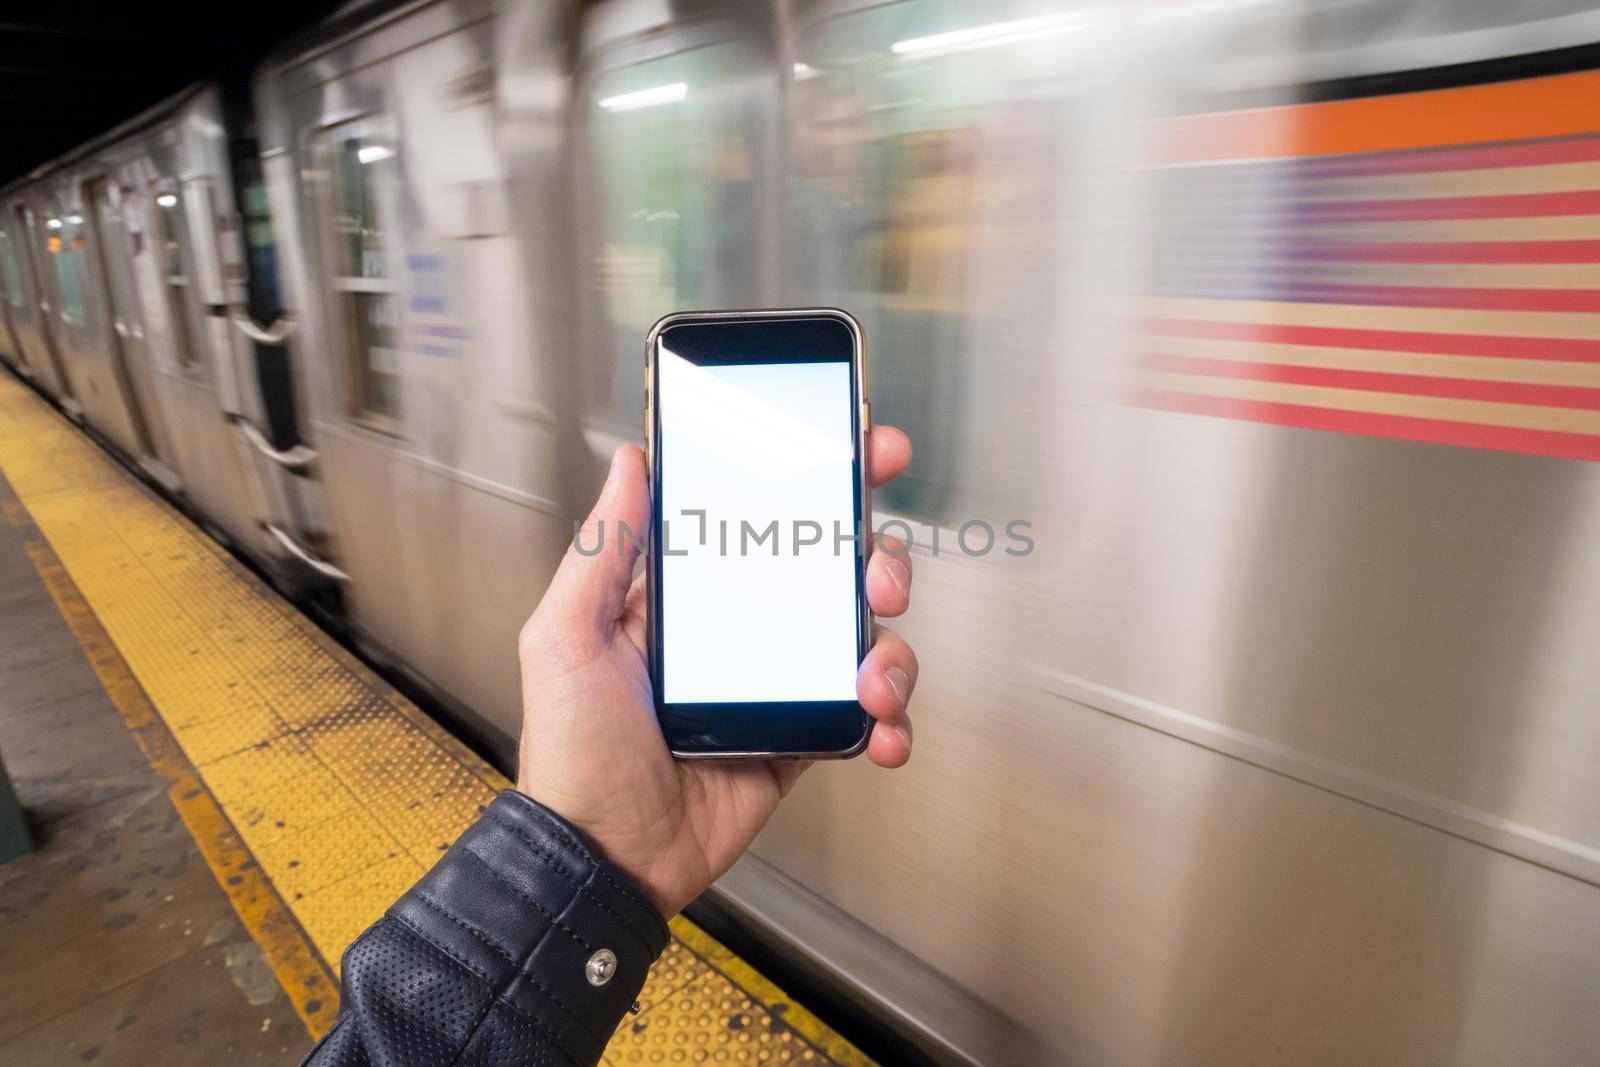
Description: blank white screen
xmin=659 ymin=347 xmax=859 ymax=704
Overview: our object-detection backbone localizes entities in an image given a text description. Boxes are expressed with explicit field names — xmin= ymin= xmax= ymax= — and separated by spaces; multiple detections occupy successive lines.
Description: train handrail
xmin=264 ymin=522 xmax=350 ymax=582
xmin=233 ymin=416 xmax=319 ymax=472
xmin=229 ymin=306 xmax=297 ymax=346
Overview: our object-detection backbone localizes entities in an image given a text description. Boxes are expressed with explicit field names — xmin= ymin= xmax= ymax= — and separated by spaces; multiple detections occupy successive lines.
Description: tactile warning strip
xmin=0 ymin=373 xmax=871 ymax=1066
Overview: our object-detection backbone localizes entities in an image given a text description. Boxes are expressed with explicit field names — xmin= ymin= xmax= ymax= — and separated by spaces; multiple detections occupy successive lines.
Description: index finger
xmin=868 ymin=426 xmax=912 ymax=489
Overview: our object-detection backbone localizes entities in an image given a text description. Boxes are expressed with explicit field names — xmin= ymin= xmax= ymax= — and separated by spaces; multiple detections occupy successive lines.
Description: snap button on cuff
xmin=586 ymin=948 xmax=617 ymax=987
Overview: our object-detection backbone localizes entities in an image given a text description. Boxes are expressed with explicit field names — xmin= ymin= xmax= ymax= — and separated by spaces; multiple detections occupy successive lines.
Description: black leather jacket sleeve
xmin=300 ymin=790 xmax=670 ymax=1067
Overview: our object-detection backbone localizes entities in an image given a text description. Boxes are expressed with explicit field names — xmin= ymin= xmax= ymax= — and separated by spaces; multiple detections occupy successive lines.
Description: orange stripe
xmin=1160 ymin=69 xmax=1600 ymax=163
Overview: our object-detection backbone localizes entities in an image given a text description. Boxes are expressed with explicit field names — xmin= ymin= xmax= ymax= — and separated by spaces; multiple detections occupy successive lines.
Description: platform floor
xmin=0 ymin=370 xmax=870 ymax=1066
xmin=0 ymin=464 xmax=314 ymax=1065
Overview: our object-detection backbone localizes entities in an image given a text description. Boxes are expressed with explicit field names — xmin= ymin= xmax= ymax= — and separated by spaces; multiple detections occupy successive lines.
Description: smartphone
xmin=645 ymin=308 xmax=873 ymax=759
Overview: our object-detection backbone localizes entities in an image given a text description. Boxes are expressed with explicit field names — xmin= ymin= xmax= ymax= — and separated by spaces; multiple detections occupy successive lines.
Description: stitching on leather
xmin=455 ymin=844 xmax=597 ymax=954
xmin=389 ymin=909 xmax=496 ymax=987
xmin=410 ymin=890 xmax=520 ymax=967
xmin=482 ymin=808 xmax=659 ymax=953
xmin=503 ymin=792 xmax=666 ymax=924
xmin=515 ymin=973 xmax=611 ymax=1050
xmin=515 ymin=793 xmax=665 ymax=926
xmin=504 ymin=841 xmax=593 ymax=1067
xmin=390 ymin=911 xmax=583 ymax=1067
xmin=408 ymin=895 xmax=607 ymax=1057
xmin=482 ymin=807 xmax=659 ymax=952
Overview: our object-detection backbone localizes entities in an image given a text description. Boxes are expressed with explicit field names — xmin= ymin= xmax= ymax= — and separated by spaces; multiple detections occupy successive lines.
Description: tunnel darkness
xmin=0 ymin=1 xmax=343 ymax=184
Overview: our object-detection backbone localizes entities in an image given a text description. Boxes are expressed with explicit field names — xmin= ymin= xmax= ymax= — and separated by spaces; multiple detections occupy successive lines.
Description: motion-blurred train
xmin=5 ymin=1 xmax=1600 ymax=1062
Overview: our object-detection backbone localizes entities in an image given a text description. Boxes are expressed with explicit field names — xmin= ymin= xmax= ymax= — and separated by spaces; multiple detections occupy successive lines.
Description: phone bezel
xmin=644 ymin=307 xmax=873 ymax=760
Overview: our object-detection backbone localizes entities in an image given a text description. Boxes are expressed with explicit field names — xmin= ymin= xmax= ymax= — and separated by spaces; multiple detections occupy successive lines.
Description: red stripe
xmin=1298 ymin=240 xmax=1600 ymax=264
xmin=1142 ymin=353 xmax=1600 ymax=411
xmin=1298 ymin=136 xmax=1600 ymax=179
xmin=1280 ymin=284 xmax=1600 ymax=313
xmin=1141 ymin=319 xmax=1600 ymax=364
xmin=1305 ymin=191 xmax=1600 ymax=222
xmin=1130 ymin=388 xmax=1600 ymax=463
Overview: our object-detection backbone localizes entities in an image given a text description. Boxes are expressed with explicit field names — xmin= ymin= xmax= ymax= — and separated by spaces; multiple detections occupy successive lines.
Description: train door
xmin=41 ymin=189 xmax=160 ymax=456
xmin=45 ymin=183 xmax=152 ymax=461
xmin=81 ymin=175 xmax=169 ymax=471
xmin=575 ymin=1 xmax=781 ymax=451
xmin=11 ymin=202 xmax=76 ymax=403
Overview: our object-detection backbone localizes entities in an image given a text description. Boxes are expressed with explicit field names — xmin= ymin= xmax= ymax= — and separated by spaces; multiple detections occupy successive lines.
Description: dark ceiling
xmin=0 ymin=2 xmax=344 ymax=183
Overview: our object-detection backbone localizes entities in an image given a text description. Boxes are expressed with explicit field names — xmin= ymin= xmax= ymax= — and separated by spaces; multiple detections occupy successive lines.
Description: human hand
xmin=515 ymin=428 xmax=918 ymax=917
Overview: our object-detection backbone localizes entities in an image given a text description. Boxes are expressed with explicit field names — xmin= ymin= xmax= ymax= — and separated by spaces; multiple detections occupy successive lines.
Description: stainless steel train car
xmin=7 ymin=1 xmax=1600 ymax=1062
xmin=0 ymin=86 xmax=334 ymax=592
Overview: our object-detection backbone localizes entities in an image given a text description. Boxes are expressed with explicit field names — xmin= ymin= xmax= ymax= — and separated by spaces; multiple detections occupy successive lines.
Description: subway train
xmin=4 ymin=1 xmax=1600 ymax=1063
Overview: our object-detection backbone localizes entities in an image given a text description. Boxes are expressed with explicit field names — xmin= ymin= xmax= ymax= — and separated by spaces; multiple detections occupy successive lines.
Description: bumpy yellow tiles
xmin=0 ymin=373 xmax=872 ymax=1065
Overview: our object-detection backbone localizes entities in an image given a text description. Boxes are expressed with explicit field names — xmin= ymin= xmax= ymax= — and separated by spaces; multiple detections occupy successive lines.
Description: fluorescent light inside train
xmin=156 ymin=194 xmax=179 ymax=208
xmin=357 ymin=145 xmax=394 ymax=165
xmin=45 ymin=218 xmax=62 ymax=230
xmin=891 ymin=13 xmax=1087 ymax=57
xmin=793 ymin=62 xmax=819 ymax=81
xmin=597 ymin=82 xmax=687 ymax=112
xmin=65 ymin=214 xmax=83 ymax=225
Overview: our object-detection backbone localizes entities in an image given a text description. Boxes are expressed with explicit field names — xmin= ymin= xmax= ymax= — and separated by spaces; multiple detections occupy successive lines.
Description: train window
xmin=0 ymin=229 xmax=21 ymax=306
xmin=47 ymin=212 xmax=86 ymax=321
xmin=790 ymin=3 xmax=1075 ymax=525
xmin=325 ymin=127 xmax=402 ymax=424
xmin=584 ymin=43 xmax=767 ymax=427
xmin=151 ymin=183 xmax=198 ymax=367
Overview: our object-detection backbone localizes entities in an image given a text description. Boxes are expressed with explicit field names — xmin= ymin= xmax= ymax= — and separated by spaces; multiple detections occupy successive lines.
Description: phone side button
xmin=863 ymin=400 xmax=871 ymax=430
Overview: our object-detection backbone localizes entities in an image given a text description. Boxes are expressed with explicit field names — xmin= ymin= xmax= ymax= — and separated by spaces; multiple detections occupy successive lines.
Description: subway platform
xmin=0 ymin=370 xmax=871 ymax=1066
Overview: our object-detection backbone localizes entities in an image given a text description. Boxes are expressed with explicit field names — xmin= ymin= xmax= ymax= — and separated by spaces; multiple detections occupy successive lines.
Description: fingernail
xmin=893 ymin=723 xmax=912 ymax=751
xmin=884 ymin=557 xmax=910 ymax=596
xmin=884 ymin=666 xmax=909 ymax=709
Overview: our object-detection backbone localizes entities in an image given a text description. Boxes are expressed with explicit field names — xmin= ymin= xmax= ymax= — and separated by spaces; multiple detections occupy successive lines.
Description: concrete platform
xmin=0 ymin=369 xmax=871 ymax=1065
xmin=0 ymin=466 xmax=313 ymax=1065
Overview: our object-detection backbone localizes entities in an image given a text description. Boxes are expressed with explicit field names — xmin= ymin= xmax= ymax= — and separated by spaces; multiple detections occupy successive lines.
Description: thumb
xmin=544 ymin=445 xmax=651 ymax=633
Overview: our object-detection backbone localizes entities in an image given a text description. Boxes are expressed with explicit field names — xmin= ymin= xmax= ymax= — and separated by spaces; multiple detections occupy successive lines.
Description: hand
xmin=515 ymin=428 xmax=918 ymax=917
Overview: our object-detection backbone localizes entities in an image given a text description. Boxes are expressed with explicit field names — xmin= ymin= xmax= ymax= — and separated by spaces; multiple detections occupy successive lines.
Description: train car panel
xmin=259 ymin=0 xmax=576 ymax=736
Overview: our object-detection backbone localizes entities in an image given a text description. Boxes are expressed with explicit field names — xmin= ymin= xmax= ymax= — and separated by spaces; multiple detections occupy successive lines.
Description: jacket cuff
xmin=389 ymin=789 xmax=671 ymax=1063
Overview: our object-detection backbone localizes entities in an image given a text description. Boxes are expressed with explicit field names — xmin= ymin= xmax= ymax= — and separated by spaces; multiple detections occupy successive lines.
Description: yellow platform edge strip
xmin=7 ymin=503 xmax=340 ymax=1038
xmin=0 ymin=370 xmax=873 ymax=1066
